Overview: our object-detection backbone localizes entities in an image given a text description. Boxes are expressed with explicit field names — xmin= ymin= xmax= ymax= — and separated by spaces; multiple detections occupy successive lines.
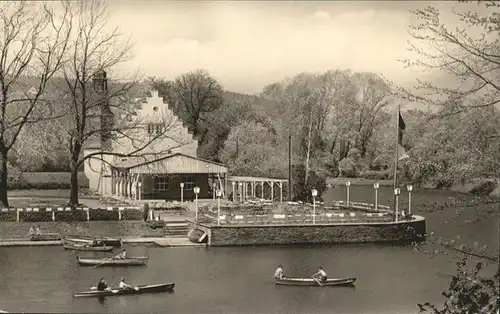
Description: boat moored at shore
xmin=64 ymin=235 xmax=122 ymax=247
xmin=62 ymin=240 xmax=114 ymax=252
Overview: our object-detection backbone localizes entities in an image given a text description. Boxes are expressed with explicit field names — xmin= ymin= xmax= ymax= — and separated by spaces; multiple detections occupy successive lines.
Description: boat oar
xmin=312 ymin=276 xmax=324 ymax=287
xmin=93 ymin=257 xmax=116 ymax=268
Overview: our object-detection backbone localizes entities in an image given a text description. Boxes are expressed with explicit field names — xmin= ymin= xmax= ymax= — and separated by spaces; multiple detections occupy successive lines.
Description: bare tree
xmin=60 ymin=1 xmax=191 ymax=206
xmin=0 ymin=2 xmax=71 ymax=207
xmin=151 ymin=70 xmax=224 ymax=143
xmin=398 ymin=1 xmax=500 ymax=114
xmin=351 ymin=73 xmax=392 ymax=157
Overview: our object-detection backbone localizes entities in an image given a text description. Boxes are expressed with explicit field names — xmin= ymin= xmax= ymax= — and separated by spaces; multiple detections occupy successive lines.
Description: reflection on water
xmin=0 ymin=186 xmax=497 ymax=314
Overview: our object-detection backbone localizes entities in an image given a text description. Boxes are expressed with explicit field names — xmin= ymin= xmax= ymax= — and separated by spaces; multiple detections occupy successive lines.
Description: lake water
xmin=0 ymin=186 xmax=498 ymax=314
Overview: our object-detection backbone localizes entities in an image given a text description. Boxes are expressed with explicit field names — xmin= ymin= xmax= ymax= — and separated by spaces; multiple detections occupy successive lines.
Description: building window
xmin=154 ymin=176 xmax=169 ymax=191
xmin=155 ymin=124 xmax=163 ymax=134
xmin=147 ymin=123 xmax=163 ymax=135
xmin=183 ymin=175 xmax=195 ymax=190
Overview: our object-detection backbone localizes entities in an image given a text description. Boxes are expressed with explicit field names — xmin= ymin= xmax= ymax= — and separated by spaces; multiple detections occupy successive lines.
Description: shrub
xmin=347 ymin=148 xmax=361 ymax=161
xmin=121 ymin=208 xmax=144 ymax=221
xmin=371 ymin=154 xmax=391 ymax=171
xmin=338 ymin=157 xmax=358 ymax=177
xmin=0 ymin=211 xmax=17 ymax=221
xmin=19 ymin=211 xmax=53 ymax=222
xmin=88 ymin=208 xmax=119 ymax=221
xmin=469 ymin=181 xmax=496 ymax=196
xmin=291 ymin=164 xmax=327 ymax=203
xmin=358 ymin=170 xmax=391 ymax=180
xmin=55 ymin=209 xmax=88 ymax=221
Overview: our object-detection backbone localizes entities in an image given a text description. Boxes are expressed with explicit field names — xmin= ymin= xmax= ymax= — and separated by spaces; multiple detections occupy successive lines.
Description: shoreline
xmin=0 ymin=236 xmax=205 ymax=248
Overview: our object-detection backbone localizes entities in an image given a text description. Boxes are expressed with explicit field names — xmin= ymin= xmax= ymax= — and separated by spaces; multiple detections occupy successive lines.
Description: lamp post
xmin=394 ymin=188 xmax=401 ymax=222
xmin=216 ymin=189 xmax=222 ymax=226
xmin=311 ymin=188 xmax=318 ymax=224
xmin=194 ymin=187 xmax=200 ymax=221
xmin=345 ymin=181 xmax=351 ymax=207
xmin=238 ymin=183 xmax=243 ymax=202
xmin=180 ymin=182 xmax=184 ymax=203
xmin=407 ymin=185 xmax=413 ymax=216
xmin=373 ymin=182 xmax=380 ymax=211
xmin=232 ymin=182 xmax=236 ymax=202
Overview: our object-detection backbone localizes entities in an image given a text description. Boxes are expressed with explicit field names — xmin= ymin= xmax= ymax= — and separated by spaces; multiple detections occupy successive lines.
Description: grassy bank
xmin=8 ymin=172 xmax=89 ymax=189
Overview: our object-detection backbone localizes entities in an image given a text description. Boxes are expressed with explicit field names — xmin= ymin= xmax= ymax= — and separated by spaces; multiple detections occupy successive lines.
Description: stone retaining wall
xmin=189 ymin=215 xmax=426 ymax=246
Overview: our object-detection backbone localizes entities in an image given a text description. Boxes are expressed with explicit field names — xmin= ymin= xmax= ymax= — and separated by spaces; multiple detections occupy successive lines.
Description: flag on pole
xmin=398 ymin=111 xmax=409 ymax=161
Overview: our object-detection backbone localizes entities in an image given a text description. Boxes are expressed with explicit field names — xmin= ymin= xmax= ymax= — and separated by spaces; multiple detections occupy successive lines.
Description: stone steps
xmin=164 ymin=222 xmax=189 ymax=236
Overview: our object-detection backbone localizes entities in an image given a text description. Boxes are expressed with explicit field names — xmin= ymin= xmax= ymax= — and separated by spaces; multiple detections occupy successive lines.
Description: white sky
xmin=105 ymin=1 xmax=477 ymax=94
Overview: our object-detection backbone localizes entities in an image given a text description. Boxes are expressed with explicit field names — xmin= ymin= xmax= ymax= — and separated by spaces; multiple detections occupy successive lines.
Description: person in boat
xmin=274 ymin=265 xmax=285 ymax=280
xmin=113 ymin=248 xmax=127 ymax=259
xmin=97 ymin=278 xmax=108 ymax=291
xmin=312 ymin=266 xmax=328 ymax=282
xmin=118 ymin=277 xmax=132 ymax=289
xmin=34 ymin=225 xmax=42 ymax=236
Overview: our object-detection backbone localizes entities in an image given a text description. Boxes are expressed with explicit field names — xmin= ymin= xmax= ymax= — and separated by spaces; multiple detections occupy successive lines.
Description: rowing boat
xmin=64 ymin=235 xmax=122 ymax=247
xmin=73 ymin=283 xmax=175 ymax=298
xmin=63 ymin=241 xmax=114 ymax=252
xmin=77 ymin=256 xmax=149 ymax=266
xmin=275 ymin=277 xmax=356 ymax=286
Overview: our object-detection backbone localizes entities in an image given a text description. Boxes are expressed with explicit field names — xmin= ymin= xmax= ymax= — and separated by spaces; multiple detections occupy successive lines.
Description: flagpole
xmin=393 ymin=104 xmax=400 ymax=219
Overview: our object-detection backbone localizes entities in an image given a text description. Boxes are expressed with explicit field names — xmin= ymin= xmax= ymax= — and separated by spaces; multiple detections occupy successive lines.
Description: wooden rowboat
xmin=275 ymin=277 xmax=356 ymax=286
xmin=64 ymin=235 xmax=122 ymax=247
xmin=63 ymin=241 xmax=114 ymax=252
xmin=77 ymin=256 xmax=149 ymax=266
xmin=73 ymin=283 xmax=175 ymax=298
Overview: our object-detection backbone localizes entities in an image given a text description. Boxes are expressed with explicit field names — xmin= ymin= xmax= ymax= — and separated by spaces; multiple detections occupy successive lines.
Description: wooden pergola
xmin=227 ymin=176 xmax=288 ymax=202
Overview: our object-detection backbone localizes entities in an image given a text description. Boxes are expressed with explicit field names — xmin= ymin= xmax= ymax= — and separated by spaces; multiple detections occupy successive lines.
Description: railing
xmin=0 ymin=207 xmax=143 ymax=222
xmin=202 ymin=211 xmax=397 ymax=226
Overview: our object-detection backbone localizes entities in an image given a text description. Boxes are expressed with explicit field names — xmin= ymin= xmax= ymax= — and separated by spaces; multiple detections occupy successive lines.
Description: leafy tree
xmin=219 ymin=120 xmax=286 ymax=178
xmin=291 ymin=164 xmax=327 ymax=203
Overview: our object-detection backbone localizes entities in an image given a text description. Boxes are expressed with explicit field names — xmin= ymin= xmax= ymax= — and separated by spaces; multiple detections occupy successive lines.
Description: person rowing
xmin=118 ymin=277 xmax=139 ymax=291
xmin=274 ymin=265 xmax=285 ymax=280
xmin=113 ymin=248 xmax=127 ymax=260
xmin=97 ymin=278 xmax=108 ymax=291
xmin=311 ymin=266 xmax=328 ymax=283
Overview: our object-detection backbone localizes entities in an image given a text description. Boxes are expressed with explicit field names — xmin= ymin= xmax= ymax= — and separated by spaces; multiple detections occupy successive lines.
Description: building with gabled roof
xmin=83 ymin=71 xmax=228 ymax=201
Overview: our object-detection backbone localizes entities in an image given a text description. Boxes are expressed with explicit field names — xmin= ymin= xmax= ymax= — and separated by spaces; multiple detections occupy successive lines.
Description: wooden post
xmin=86 ymin=208 xmax=90 ymax=221
xmin=279 ymin=182 xmax=283 ymax=203
xmin=393 ymin=104 xmax=400 ymax=219
xmin=52 ymin=211 xmax=55 ymax=222
xmin=118 ymin=208 xmax=122 ymax=221
xmin=261 ymin=182 xmax=265 ymax=199
xmin=16 ymin=209 xmax=20 ymax=222
xmin=271 ymin=182 xmax=274 ymax=202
